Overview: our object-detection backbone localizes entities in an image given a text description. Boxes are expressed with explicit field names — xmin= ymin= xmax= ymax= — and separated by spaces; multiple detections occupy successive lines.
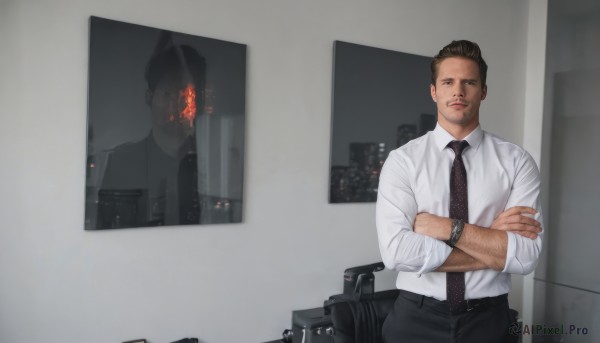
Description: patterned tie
xmin=447 ymin=140 xmax=469 ymax=312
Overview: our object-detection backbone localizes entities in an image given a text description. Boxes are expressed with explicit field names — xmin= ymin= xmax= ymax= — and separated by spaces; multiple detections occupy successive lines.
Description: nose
xmin=452 ymin=83 xmax=465 ymax=97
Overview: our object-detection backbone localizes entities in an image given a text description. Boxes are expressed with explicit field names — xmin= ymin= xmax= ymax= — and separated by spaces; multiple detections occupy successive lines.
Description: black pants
xmin=382 ymin=290 xmax=518 ymax=343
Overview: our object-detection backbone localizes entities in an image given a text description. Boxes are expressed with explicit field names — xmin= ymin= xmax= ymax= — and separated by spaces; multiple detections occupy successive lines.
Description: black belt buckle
xmin=466 ymin=298 xmax=488 ymax=312
xmin=450 ymin=300 xmax=471 ymax=315
xmin=450 ymin=294 xmax=507 ymax=315
xmin=466 ymin=299 xmax=478 ymax=312
xmin=466 ymin=300 xmax=473 ymax=312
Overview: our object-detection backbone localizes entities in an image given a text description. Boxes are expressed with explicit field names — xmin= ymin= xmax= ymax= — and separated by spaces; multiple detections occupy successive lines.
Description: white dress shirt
xmin=376 ymin=124 xmax=543 ymax=300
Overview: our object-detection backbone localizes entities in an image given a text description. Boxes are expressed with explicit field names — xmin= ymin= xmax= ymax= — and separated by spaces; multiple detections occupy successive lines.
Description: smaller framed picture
xmin=329 ymin=41 xmax=434 ymax=203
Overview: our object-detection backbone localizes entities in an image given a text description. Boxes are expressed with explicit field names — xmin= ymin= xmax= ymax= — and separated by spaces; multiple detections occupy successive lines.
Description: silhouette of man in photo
xmin=97 ymin=43 xmax=206 ymax=229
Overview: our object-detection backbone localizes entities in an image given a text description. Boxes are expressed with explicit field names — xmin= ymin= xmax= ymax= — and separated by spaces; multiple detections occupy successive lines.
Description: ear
xmin=145 ymin=89 xmax=153 ymax=106
xmin=430 ymin=84 xmax=437 ymax=102
xmin=481 ymin=85 xmax=488 ymax=100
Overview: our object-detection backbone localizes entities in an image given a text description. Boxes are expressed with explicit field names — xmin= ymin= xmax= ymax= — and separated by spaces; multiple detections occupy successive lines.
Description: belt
xmin=399 ymin=290 xmax=508 ymax=315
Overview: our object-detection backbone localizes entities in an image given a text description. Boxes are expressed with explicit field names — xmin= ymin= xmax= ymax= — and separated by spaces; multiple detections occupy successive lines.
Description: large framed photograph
xmin=329 ymin=41 xmax=434 ymax=203
xmin=85 ymin=17 xmax=246 ymax=229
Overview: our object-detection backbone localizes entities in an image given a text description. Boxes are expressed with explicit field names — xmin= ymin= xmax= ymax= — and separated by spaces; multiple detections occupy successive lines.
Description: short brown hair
xmin=430 ymin=40 xmax=488 ymax=87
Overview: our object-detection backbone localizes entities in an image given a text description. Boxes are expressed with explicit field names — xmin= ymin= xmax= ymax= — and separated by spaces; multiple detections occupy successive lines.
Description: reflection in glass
xmin=85 ymin=17 xmax=246 ymax=229
xmin=329 ymin=41 xmax=435 ymax=203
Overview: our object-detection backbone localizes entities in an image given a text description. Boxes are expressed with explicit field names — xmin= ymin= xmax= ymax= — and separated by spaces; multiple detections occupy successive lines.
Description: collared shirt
xmin=376 ymin=124 xmax=544 ymax=300
xmin=100 ymin=133 xmax=199 ymax=227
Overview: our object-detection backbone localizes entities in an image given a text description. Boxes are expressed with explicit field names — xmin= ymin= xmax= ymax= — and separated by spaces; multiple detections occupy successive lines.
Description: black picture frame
xmin=85 ymin=17 xmax=246 ymax=229
xmin=329 ymin=41 xmax=435 ymax=203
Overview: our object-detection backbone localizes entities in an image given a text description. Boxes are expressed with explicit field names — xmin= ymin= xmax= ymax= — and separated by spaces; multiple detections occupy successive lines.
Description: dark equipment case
xmin=278 ymin=262 xmax=399 ymax=343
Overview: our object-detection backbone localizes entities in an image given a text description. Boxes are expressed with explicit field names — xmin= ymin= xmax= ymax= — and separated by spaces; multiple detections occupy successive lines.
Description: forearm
xmin=454 ymin=223 xmax=508 ymax=271
xmin=458 ymin=205 xmax=543 ymax=272
xmin=434 ymin=248 xmax=488 ymax=272
xmin=415 ymin=216 xmax=509 ymax=271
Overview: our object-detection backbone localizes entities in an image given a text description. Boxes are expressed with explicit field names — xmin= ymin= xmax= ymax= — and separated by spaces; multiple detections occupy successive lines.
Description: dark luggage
xmin=286 ymin=307 xmax=334 ymax=343
xmin=324 ymin=262 xmax=399 ymax=343
xmin=279 ymin=262 xmax=398 ymax=343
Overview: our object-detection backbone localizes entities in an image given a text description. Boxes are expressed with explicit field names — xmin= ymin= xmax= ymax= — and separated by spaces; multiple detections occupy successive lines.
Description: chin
xmin=446 ymin=113 xmax=475 ymax=125
xmin=161 ymin=123 xmax=193 ymax=138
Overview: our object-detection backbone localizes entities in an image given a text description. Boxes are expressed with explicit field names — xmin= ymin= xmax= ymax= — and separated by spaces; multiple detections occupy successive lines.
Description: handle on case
xmin=343 ymin=262 xmax=384 ymax=297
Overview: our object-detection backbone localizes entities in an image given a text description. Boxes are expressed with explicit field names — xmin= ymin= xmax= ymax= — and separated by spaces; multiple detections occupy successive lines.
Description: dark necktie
xmin=447 ymin=140 xmax=469 ymax=312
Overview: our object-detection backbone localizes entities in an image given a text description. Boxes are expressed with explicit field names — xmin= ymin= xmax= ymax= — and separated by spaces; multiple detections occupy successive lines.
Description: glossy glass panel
xmin=535 ymin=0 xmax=600 ymax=340
xmin=85 ymin=17 xmax=246 ymax=229
xmin=329 ymin=41 xmax=434 ymax=203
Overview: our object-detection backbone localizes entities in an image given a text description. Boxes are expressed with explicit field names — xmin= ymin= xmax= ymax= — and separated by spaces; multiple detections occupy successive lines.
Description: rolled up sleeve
xmin=502 ymin=151 xmax=544 ymax=275
xmin=376 ymin=150 xmax=452 ymax=274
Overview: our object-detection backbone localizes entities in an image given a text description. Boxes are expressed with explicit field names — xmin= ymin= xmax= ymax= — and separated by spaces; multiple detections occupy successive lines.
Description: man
xmin=376 ymin=40 xmax=543 ymax=342
xmin=97 ymin=44 xmax=206 ymax=228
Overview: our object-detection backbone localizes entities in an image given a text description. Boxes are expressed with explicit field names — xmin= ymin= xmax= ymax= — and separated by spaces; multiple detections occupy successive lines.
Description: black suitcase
xmin=286 ymin=307 xmax=334 ymax=343
xmin=279 ymin=262 xmax=398 ymax=343
xmin=324 ymin=262 xmax=399 ymax=343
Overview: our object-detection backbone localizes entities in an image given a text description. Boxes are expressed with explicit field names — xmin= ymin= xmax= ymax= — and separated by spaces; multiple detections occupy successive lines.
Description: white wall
xmin=0 ymin=0 xmax=533 ymax=342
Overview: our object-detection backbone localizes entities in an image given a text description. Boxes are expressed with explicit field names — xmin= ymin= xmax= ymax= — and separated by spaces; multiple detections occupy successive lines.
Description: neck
xmin=437 ymin=117 xmax=479 ymax=140
xmin=151 ymin=129 xmax=192 ymax=158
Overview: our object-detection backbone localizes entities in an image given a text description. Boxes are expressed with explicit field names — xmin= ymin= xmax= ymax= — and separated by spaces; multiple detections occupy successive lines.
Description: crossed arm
xmin=376 ymin=148 xmax=544 ymax=275
xmin=414 ymin=206 xmax=542 ymax=272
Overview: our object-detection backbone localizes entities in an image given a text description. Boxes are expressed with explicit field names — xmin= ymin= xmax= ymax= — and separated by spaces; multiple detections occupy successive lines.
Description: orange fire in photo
xmin=179 ymin=84 xmax=197 ymax=127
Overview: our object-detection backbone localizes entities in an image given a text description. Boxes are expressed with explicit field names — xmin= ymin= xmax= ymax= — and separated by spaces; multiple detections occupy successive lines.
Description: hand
xmin=414 ymin=213 xmax=452 ymax=241
xmin=491 ymin=206 xmax=542 ymax=239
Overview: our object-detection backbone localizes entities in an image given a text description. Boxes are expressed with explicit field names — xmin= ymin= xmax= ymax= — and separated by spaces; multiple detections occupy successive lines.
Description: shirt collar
xmin=433 ymin=124 xmax=483 ymax=152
